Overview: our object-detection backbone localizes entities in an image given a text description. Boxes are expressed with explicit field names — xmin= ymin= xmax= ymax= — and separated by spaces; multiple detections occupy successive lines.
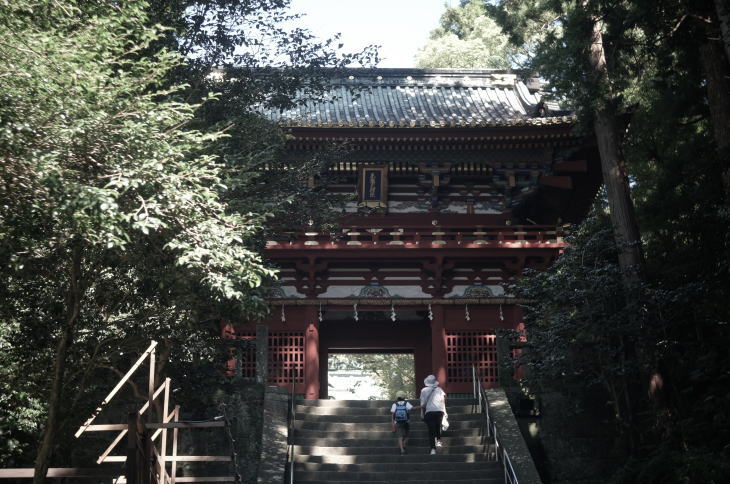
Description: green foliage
xmin=0 ymin=0 xmax=274 ymax=302
xmin=415 ymin=0 xmax=514 ymax=69
xmin=515 ymin=208 xmax=642 ymax=423
xmin=328 ymin=354 xmax=416 ymax=400
xmin=148 ymin=0 xmax=378 ymax=235
xmin=0 ymin=0 xmax=300 ymax=468
xmin=0 ymin=0 xmax=376 ymax=472
xmin=492 ymin=0 xmax=730 ymax=479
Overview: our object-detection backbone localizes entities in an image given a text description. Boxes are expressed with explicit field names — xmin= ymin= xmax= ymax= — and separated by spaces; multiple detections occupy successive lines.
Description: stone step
xmin=294 ymin=480 xmax=502 ymax=484
xmin=294 ymin=436 xmax=485 ymax=447
xmin=291 ymin=398 xmax=501 ymax=484
xmin=293 ymin=420 xmax=481 ymax=431
xmin=295 ymin=403 xmax=477 ymax=416
xmin=295 ymin=445 xmax=490 ymax=456
xmin=295 ymin=461 xmax=499 ymax=473
xmin=293 ymin=428 xmax=484 ymax=439
xmin=296 ymin=399 xmax=477 ymax=408
xmin=295 ymin=413 xmax=480 ymax=424
xmin=294 ymin=453 xmax=494 ymax=465
xmin=294 ymin=468 xmax=502 ymax=482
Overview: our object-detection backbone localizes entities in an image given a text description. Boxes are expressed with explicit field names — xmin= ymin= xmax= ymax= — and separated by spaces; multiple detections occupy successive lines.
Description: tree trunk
xmin=699 ymin=23 xmax=730 ymax=195
xmin=33 ymin=245 xmax=83 ymax=484
xmin=588 ymin=16 xmax=645 ymax=287
xmin=714 ymin=0 xmax=730 ymax=66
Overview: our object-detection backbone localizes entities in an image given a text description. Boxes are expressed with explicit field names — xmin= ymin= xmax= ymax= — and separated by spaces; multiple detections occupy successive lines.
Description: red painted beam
xmin=539 ymin=175 xmax=573 ymax=189
xmin=553 ymin=160 xmax=587 ymax=172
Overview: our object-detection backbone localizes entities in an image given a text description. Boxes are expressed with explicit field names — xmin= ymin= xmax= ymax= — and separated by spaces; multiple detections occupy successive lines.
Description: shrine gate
xmin=223 ymin=69 xmax=600 ymax=398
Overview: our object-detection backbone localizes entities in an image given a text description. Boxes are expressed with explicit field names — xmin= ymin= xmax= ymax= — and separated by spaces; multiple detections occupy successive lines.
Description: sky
xmin=287 ymin=0 xmax=457 ymax=68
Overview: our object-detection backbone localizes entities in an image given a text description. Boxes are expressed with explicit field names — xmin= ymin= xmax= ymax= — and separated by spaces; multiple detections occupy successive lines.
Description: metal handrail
xmin=472 ymin=365 xmax=519 ymax=484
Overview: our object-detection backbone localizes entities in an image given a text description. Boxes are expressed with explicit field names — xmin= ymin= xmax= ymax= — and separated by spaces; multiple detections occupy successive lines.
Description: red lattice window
xmin=232 ymin=331 xmax=305 ymax=386
xmin=267 ymin=332 xmax=305 ymax=385
xmin=446 ymin=331 xmax=498 ymax=385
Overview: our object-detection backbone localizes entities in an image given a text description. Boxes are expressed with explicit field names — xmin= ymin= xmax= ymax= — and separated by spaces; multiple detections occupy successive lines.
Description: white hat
xmin=424 ymin=375 xmax=439 ymax=387
xmin=395 ymin=390 xmax=406 ymax=399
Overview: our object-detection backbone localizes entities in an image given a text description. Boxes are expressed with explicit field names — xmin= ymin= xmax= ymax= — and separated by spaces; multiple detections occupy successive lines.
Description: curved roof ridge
xmin=259 ymin=68 xmax=572 ymax=128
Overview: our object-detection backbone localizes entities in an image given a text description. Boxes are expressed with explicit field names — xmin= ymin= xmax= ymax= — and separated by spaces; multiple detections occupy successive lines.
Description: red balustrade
xmin=265 ymin=225 xmax=565 ymax=249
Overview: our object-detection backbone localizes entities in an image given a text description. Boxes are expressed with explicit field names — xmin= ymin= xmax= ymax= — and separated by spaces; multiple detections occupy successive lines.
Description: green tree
xmin=416 ymin=0 xmax=514 ymax=69
xmin=328 ymin=354 xmax=416 ymax=399
xmin=493 ymin=0 xmax=730 ymax=479
xmin=0 ymin=1 xmax=275 ymax=479
xmin=147 ymin=0 xmax=378 ymax=233
xmin=516 ymin=208 xmax=642 ymax=440
xmin=1 ymin=1 xmax=377 ymax=479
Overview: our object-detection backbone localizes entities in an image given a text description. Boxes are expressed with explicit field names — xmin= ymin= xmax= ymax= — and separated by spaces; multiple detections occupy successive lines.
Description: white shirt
xmin=420 ymin=386 xmax=446 ymax=413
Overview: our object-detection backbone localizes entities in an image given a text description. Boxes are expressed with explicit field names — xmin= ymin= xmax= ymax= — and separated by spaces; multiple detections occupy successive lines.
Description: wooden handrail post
xmin=170 ymin=405 xmax=180 ymax=484
xmin=75 ymin=341 xmax=158 ymax=438
xmin=148 ymin=350 xmax=156 ymax=425
xmin=160 ymin=378 xmax=170 ymax=481
xmin=126 ymin=409 xmax=147 ymax=484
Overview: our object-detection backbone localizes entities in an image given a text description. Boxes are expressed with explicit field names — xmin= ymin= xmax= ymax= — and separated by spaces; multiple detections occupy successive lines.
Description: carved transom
xmin=358 ymin=283 xmax=391 ymax=298
xmin=462 ymin=283 xmax=493 ymax=298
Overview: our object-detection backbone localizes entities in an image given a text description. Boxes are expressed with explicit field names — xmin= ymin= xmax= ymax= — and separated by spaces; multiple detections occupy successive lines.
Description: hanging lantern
xmin=465 ymin=304 xmax=471 ymax=322
xmin=353 ymin=303 xmax=359 ymax=322
xmin=427 ymin=303 xmax=433 ymax=321
xmin=281 ymin=305 xmax=286 ymax=323
xmin=499 ymin=304 xmax=504 ymax=322
xmin=318 ymin=303 xmax=323 ymax=323
xmin=390 ymin=302 xmax=397 ymax=322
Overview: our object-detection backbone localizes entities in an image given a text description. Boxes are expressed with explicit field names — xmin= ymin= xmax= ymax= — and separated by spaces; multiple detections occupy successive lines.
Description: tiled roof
xmin=264 ymin=69 xmax=573 ymax=128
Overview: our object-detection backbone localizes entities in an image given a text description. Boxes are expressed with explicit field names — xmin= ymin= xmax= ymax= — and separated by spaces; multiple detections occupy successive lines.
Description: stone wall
xmin=505 ymin=387 xmax=625 ymax=484
xmin=177 ymin=380 xmax=265 ymax=484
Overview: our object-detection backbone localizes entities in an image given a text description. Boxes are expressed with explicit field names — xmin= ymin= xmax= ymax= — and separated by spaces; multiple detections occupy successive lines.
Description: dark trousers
xmin=423 ymin=411 xmax=444 ymax=450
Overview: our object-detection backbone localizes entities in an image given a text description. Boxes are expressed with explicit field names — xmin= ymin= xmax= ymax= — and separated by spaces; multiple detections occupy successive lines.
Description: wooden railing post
xmin=148 ymin=350 xmax=156 ymax=426
xmin=256 ymin=324 xmax=269 ymax=385
xmin=126 ymin=409 xmax=148 ymax=484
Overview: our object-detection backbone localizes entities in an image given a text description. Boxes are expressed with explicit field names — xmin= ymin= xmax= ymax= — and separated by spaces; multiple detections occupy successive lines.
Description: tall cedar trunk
xmin=588 ymin=18 xmax=644 ymax=288
xmin=699 ymin=20 xmax=730 ymax=195
xmin=586 ymin=16 xmax=644 ymax=450
xmin=715 ymin=0 xmax=730 ymax=65
xmin=33 ymin=245 xmax=83 ymax=484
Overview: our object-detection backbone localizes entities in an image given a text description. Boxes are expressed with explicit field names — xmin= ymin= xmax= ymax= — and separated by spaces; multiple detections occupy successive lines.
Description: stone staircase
xmin=291 ymin=399 xmax=503 ymax=484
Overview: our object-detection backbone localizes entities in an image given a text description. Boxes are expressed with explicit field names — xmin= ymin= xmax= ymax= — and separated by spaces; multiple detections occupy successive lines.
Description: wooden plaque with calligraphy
xmin=357 ymin=165 xmax=388 ymax=210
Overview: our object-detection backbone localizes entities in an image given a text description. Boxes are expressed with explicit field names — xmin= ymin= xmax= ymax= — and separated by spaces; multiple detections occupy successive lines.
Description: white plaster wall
xmin=280 ymin=285 xmax=304 ymax=298
xmin=388 ymin=201 xmax=425 ymax=213
xmin=443 ymin=284 xmax=506 ymax=298
xmin=317 ymin=285 xmax=431 ymax=298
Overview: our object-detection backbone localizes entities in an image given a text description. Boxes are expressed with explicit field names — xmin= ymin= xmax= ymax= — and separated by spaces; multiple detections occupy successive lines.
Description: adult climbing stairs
xmin=292 ymin=399 xmax=503 ymax=484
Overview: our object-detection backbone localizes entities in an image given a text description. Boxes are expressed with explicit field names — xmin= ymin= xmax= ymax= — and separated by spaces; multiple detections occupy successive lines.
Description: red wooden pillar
xmin=430 ymin=304 xmax=448 ymax=390
xmin=304 ymin=306 xmax=320 ymax=399
xmin=414 ymin=336 xmax=431 ymax=396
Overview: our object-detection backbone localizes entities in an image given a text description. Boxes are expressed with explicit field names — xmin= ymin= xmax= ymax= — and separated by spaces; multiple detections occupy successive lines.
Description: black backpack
xmin=393 ymin=401 xmax=409 ymax=422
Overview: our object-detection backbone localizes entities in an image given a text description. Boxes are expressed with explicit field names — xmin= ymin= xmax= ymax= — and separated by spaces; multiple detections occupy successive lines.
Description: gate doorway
xmin=327 ymin=351 xmax=415 ymax=400
xmin=318 ymin=311 xmax=431 ymax=399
